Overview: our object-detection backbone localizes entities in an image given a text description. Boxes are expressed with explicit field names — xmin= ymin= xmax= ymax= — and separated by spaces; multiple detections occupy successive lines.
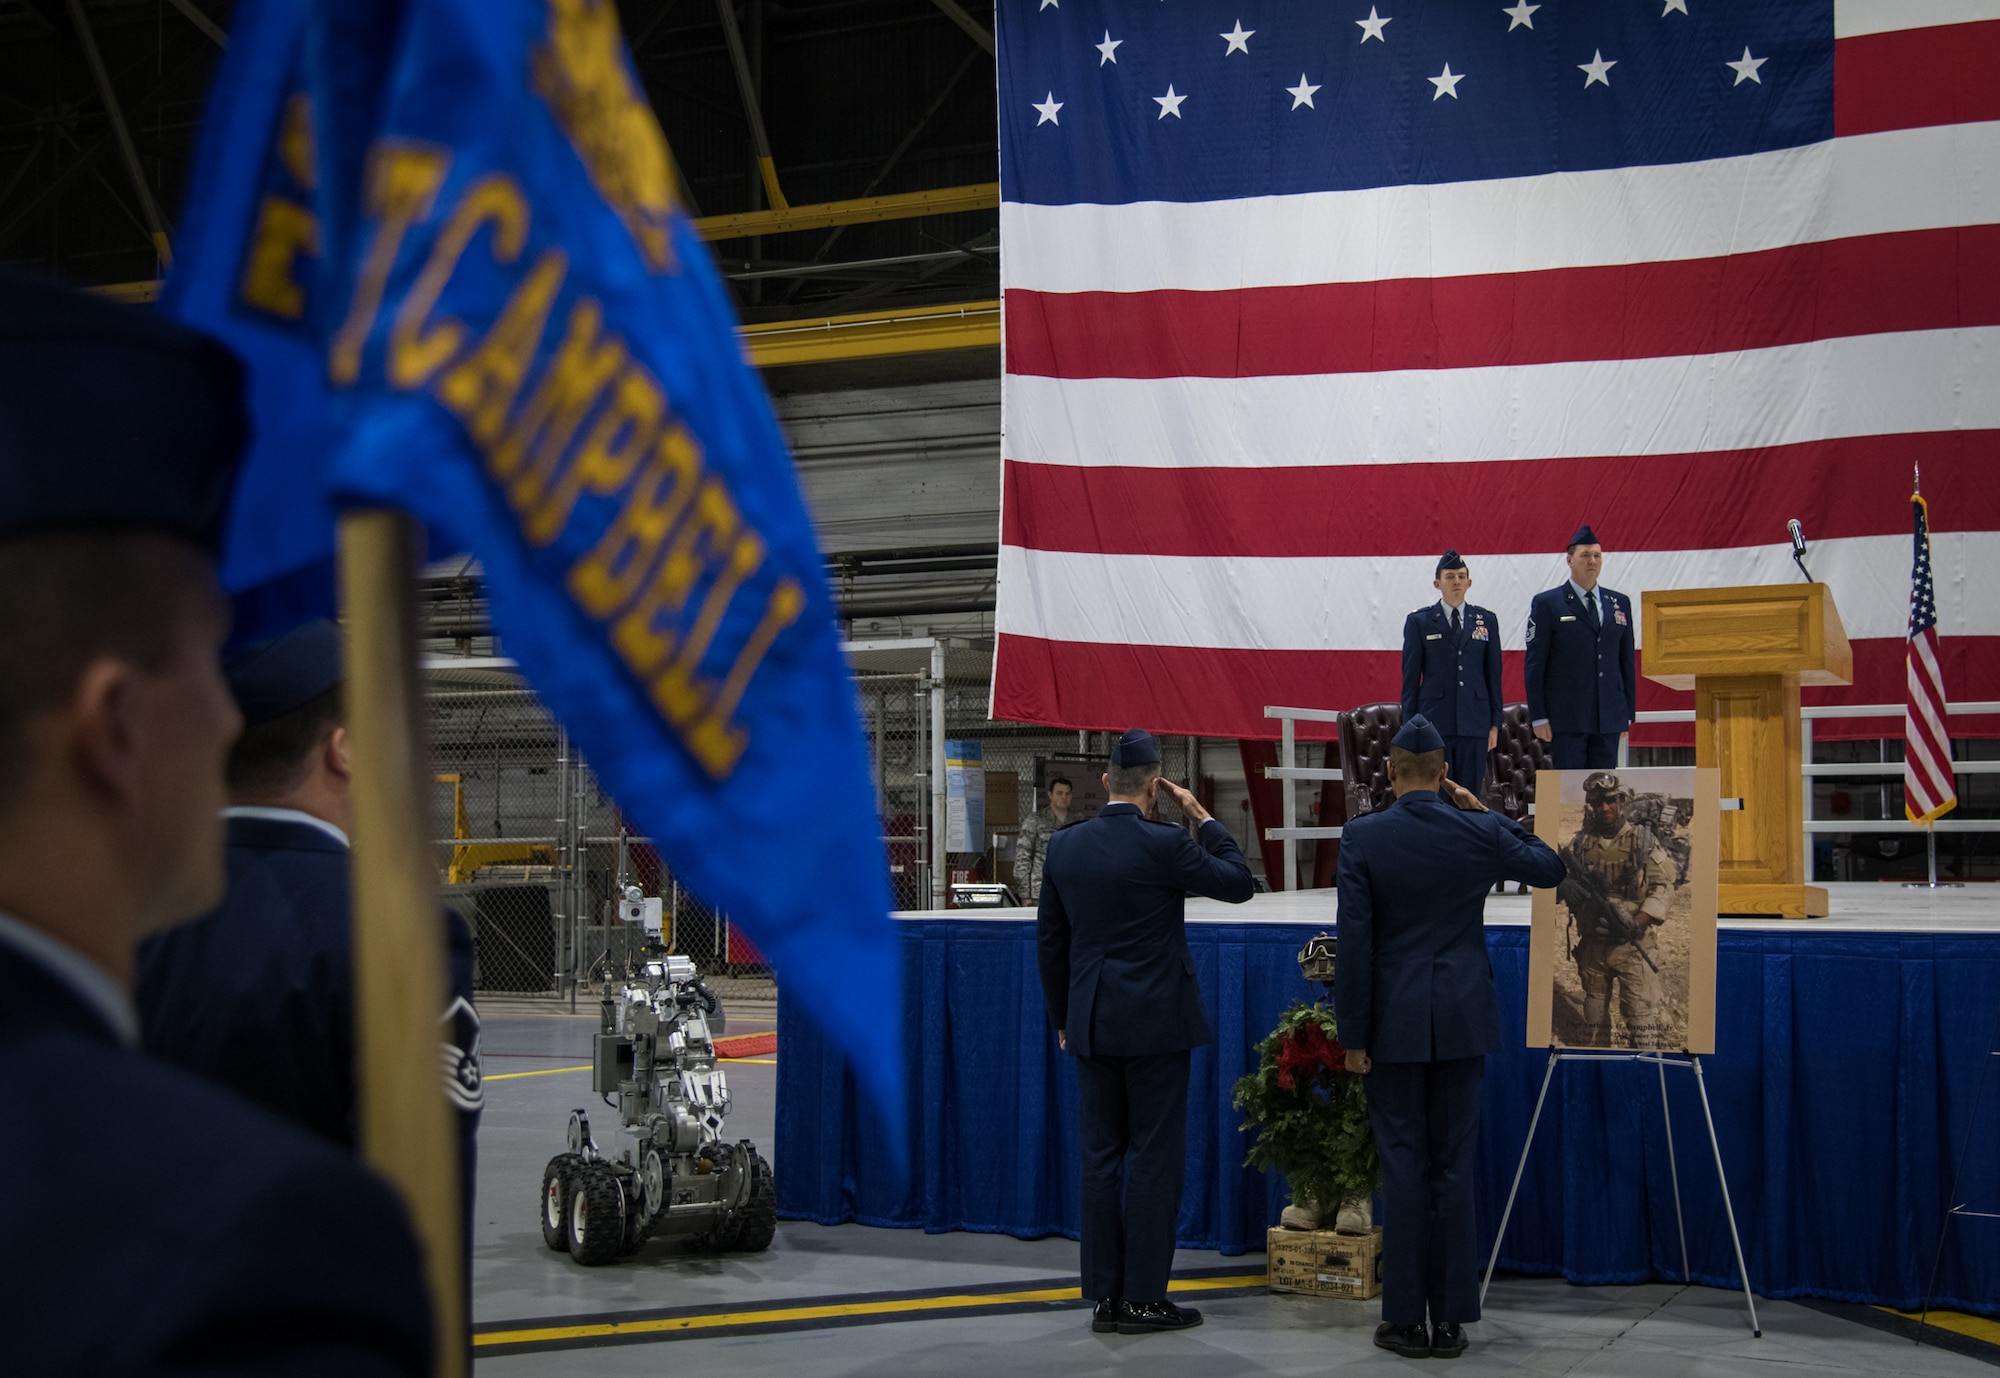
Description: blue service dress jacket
xmin=137 ymin=813 xmax=482 ymax=1239
xmin=1522 ymin=583 xmax=1638 ymax=737
xmin=0 ymin=931 xmax=432 ymax=1376
xmin=1332 ymin=789 xmax=1567 ymax=1062
xmin=1400 ymin=602 xmax=1504 ymax=737
xmin=1036 ymin=802 xmax=1256 ymax=1058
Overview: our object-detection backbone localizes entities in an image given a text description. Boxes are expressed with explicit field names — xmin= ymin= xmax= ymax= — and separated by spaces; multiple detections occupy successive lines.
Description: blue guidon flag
xmin=167 ymin=0 xmax=903 ymax=1131
xmin=991 ymin=0 xmax=1997 ymax=741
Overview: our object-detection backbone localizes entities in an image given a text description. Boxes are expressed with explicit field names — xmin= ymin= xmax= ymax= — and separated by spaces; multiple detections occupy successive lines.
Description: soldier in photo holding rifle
xmin=1559 ymin=772 xmax=1677 ymax=1049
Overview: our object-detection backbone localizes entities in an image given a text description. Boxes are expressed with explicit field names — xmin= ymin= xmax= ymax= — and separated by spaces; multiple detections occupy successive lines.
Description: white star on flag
xmin=1154 ymin=84 xmax=1187 ymax=119
xmin=1096 ymin=30 xmax=1122 ymax=65
xmin=1579 ymin=50 xmax=1616 ymax=88
xmin=1038 ymin=0 xmax=1058 ymax=9
xmin=1033 ymin=92 xmax=1063 ymax=126
xmin=1727 ymin=47 xmax=1767 ymax=85
xmin=1429 ymin=62 xmax=1463 ymax=99
xmin=1356 ymin=7 xmax=1392 ymax=43
xmin=1287 ymin=74 xmax=1321 ymax=109
xmin=1502 ymin=2 xmax=1538 ymax=30
xmin=1220 ymin=20 xmax=1254 ymax=55
xmin=1661 ymin=0 xmax=1687 ymax=13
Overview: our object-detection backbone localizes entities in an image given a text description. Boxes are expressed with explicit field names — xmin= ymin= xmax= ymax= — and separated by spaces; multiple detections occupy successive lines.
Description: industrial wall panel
xmin=775 ymin=379 xmax=1000 ymax=555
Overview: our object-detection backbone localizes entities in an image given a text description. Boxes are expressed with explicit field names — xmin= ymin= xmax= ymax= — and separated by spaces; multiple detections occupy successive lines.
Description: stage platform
xmin=782 ymin=884 xmax=2000 ymax=1317
xmin=907 ymin=880 xmax=2000 ymax=932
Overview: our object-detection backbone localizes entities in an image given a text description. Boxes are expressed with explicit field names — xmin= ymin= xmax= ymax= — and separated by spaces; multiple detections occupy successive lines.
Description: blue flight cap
xmin=1567 ymin=524 xmax=1601 ymax=550
xmin=1392 ymin=714 xmax=1446 ymax=754
xmin=0 ymin=269 xmax=246 ymax=554
xmin=225 ymin=618 xmax=344 ymax=726
xmin=1436 ymin=549 xmax=1466 ymax=574
xmin=1109 ymin=728 xmax=1160 ymax=768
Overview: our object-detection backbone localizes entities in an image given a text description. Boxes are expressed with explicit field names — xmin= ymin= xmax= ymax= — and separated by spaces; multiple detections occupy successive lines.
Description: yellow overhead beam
xmin=91 ymin=279 xmax=162 ymax=303
xmin=693 ymin=182 xmax=998 ymax=241
xmin=740 ymin=299 xmax=999 ymax=368
xmin=88 ymin=288 xmax=1001 ymax=366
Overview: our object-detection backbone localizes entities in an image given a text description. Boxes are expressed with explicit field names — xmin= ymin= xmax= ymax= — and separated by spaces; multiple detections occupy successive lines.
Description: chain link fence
xmin=430 ymin=651 xmax=1213 ymax=994
xmin=428 ymin=668 xmax=746 ymax=996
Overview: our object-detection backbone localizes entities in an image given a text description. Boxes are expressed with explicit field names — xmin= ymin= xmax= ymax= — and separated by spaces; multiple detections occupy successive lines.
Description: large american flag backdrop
xmin=990 ymin=0 xmax=1998 ymax=743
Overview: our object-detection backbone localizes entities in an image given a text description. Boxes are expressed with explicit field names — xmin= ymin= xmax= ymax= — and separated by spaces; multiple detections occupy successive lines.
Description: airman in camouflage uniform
xmin=1561 ymin=772 xmax=1677 ymax=1048
xmin=1016 ymin=775 xmax=1075 ymax=901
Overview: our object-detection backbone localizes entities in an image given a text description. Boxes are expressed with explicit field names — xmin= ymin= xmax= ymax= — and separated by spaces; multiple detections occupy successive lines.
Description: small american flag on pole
xmin=1905 ymin=471 xmax=1956 ymax=825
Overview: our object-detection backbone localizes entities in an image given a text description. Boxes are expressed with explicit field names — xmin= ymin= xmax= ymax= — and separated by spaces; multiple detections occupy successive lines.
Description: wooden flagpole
xmin=338 ymin=509 xmax=465 ymax=1378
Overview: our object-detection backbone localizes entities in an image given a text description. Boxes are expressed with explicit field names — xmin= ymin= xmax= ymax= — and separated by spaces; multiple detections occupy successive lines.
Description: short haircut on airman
xmin=226 ymin=685 xmax=343 ymax=797
xmin=1106 ymin=760 xmax=1160 ymax=796
xmin=0 ymin=532 xmax=212 ymax=818
xmin=1389 ymin=744 xmax=1447 ymax=783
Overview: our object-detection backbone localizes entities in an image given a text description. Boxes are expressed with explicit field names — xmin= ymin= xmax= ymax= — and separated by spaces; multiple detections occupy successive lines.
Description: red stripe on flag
xmin=1835 ymin=20 xmax=2000 ymax=138
xmin=1001 ymin=432 xmax=2000 ymax=558
xmin=1003 ymin=225 xmax=2000 ymax=380
xmin=992 ymin=635 xmax=2000 ymax=744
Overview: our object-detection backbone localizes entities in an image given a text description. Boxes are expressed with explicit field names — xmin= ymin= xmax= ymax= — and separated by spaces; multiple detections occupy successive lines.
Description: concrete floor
xmin=472 ymin=1008 xmax=1998 ymax=1375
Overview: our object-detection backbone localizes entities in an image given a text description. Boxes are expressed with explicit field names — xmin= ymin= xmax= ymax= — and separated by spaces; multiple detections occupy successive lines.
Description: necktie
xmin=1586 ymin=591 xmax=1600 ymax=629
xmin=1451 ymin=607 xmax=1461 ymax=639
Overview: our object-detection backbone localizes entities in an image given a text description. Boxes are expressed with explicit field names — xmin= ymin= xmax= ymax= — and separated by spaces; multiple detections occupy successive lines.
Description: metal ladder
xmin=1262 ymin=705 xmax=1345 ymax=891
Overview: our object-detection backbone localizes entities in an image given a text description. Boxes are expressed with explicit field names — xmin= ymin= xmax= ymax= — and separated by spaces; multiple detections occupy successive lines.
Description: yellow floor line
xmin=475 ymin=1273 xmax=1267 ymax=1348
xmin=1877 ymin=1306 xmax=2000 ymax=1346
xmin=486 ymin=1057 xmax=774 ymax=1082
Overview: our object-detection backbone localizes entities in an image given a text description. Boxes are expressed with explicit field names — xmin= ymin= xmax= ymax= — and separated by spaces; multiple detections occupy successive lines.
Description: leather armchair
xmin=1485 ymin=703 xmax=1553 ymax=824
xmin=1337 ymin=702 xmax=1403 ymax=822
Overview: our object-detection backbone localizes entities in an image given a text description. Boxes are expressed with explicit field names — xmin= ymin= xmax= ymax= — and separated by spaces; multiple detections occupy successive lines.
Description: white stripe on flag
xmin=1910 ymin=635 xmax=1954 ymax=742
xmin=1003 ymin=328 xmax=2000 ymax=470
xmin=1837 ymin=0 xmax=2000 ymax=39
xmin=1000 ymin=124 xmax=2000 ymax=294
xmin=997 ymin=533 xmax=2000 ymax=651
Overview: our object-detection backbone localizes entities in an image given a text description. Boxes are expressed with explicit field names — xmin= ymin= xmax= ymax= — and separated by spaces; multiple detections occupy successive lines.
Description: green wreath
xmin=1231 ymin=1002 xmax=1379 ymax=1215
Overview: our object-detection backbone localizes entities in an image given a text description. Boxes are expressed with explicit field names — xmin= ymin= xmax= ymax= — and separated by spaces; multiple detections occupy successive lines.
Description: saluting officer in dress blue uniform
xmin=1400 ymin=550 xmax=1504 ymax=795
xmin=0 ymin=269 xmax=431 ymax=1375
xmin=1037 ymin=729 xmax=1254 ymax=1336
xmin=137 ymin=619 xmax=483 ymax=1303
xmin=1334 ymin=715 xmax=1566 ymax=1361
xmin=1523 ymin=525 xmax=1637 ymax=771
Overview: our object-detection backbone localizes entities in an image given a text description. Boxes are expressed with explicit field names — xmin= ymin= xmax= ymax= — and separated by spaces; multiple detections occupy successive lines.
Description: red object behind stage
xmin=995 ymin=635 xmax=1999 ymax=746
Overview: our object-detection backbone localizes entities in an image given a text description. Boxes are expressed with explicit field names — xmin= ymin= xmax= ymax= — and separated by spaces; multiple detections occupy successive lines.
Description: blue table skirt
xmin=776 ymin=920 xmax=2000 ymax=1315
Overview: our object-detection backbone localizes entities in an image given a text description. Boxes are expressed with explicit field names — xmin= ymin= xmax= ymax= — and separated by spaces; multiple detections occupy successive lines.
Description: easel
xmin=1480 ymin=1046 xmax=1762 ymax=1338
xmin=1916 ymin=999 xmax=2000 ymax=1341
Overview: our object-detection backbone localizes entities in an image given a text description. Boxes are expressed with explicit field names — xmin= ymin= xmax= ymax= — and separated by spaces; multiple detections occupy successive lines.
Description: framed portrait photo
xmin=1525 ymin=767 xmax=1721 ymax=1054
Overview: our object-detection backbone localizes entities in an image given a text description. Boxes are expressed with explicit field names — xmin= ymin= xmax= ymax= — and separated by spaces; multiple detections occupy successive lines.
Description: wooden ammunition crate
xmin=1266 ymin=1226 xmax=1383 ymax=1300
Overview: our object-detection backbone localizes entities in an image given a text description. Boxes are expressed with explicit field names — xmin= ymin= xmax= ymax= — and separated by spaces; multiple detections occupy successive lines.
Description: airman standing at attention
xmin=1524 ymin=526 xmax=1638 ymax=771
xmin=136 ymin=617 xmax=484 ymax=1315
xmin=1333 ymin=715 xmax=1567 ymax=1361
xmin=1400 ymin=550 xmax=1504 ymax=796
xmin=1016 ymin=773 xmax=1076 ymax=901
xmin=1037 ymin=730 xmax=1254 ymax=1337
xmin=0 ymin=269 xmax=432 ymax=1376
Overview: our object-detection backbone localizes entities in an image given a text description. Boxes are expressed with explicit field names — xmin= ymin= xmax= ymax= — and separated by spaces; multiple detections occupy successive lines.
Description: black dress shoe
xmin=1430 ymin=1322 xmax=1467 ymax=1358
xmin=1117 ymin=1300 xmax=1203 ymax=1334
xmin=1373 ymin=1322 xmax=1432 ymax=1358
xmin=1091 ymin=1297 xmax=1120 ymax=1333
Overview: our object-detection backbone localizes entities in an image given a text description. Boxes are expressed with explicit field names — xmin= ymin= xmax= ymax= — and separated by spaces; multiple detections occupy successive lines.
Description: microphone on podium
xmin=1787 ymin=519 xmax=1812 ymax=582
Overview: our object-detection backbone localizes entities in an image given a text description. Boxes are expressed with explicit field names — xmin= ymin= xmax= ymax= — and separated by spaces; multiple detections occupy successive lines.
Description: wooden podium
xmin=1642 ymin=584 xmax=1851 ymax=918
